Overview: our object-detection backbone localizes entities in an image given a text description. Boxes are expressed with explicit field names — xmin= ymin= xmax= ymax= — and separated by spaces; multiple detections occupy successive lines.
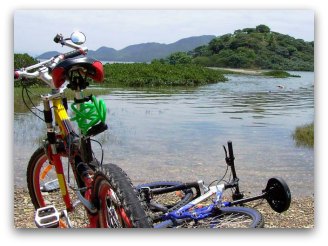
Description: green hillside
xmin=188 ymin=25 xmax=313 ymax=71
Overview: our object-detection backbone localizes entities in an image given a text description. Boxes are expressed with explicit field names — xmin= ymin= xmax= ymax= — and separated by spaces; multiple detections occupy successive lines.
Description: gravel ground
xmin=13 ymin=186 xmax=314 ymax=229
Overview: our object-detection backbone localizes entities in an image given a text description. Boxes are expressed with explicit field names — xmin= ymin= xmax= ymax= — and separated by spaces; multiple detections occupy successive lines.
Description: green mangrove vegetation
xmin=261 ymin=70 xmax=301 ymax=78
xmin=293 ymin=122 xmax=314 ymax=148
xmin=14 ymin=53 xmax=227 ymax=88
xmin=102 ymin=63 xmax=227 ymax=87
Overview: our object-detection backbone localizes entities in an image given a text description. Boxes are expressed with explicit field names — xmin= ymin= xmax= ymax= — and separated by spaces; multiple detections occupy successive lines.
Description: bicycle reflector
xmin=71 ymin=95 xmax=107 ymax=135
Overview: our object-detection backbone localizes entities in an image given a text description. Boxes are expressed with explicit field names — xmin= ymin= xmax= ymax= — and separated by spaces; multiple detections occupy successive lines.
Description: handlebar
xmin=14 ymin=70 xmax=40 ymax=80
xmin=14 ymin=33 xmax=88 ymax=86
xmin=62 ymin=48 xmax=87 ymax=59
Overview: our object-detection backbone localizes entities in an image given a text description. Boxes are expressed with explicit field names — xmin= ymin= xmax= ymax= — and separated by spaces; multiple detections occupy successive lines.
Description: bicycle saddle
xmin=52 ymin=57 xmax=104 ymax=88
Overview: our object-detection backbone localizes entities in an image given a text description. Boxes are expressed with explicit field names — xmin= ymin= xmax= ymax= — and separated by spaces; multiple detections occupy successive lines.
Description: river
xmin=13 ymin=72 xmax=314 ymax=196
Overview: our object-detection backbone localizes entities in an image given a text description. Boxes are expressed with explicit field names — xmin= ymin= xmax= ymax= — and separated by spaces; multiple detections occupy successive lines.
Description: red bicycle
xmin=15 ymin=31 xmax=151 ymax=228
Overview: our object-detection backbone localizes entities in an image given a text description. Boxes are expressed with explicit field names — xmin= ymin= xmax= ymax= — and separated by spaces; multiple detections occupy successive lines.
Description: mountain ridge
xmin=37 ymin=35 xmax=215 ymax=62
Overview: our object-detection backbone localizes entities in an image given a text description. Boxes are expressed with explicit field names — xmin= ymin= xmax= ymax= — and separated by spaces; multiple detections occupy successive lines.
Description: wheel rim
xmin=98 ymin=180 xmax=132 ymax=228
xmin=176 ymin=211 xmax=255 ymax=228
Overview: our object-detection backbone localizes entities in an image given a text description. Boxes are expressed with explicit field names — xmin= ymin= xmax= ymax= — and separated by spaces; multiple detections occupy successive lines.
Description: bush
xmin=262 ymin=70 xmax=301 ymax=78
xmin=14 ymin=53 xmax=40 ymax=86
xmin=103 ymin=63 xmax=227 ymax=87
xmin=293 ymin=123 xmax=314 ymax=148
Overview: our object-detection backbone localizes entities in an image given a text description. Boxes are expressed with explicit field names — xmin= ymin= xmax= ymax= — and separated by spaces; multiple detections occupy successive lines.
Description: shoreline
xmin=14 ymin=186 xmax=314 ymax=228
xmin=209 ymin=67 xmax=268 ymax=75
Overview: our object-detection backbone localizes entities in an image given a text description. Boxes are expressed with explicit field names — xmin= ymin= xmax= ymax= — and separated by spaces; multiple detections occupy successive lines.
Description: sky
xmin=14 ymin=9 xmax=314 ymax=56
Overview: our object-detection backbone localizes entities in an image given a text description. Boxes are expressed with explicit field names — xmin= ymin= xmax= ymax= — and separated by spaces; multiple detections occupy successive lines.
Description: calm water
xmin=14 ymin=72 xmax=314 ymax=196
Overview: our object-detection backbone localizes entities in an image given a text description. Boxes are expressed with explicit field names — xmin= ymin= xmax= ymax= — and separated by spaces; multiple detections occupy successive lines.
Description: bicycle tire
xmin=26 ymin=147 xmax=89 ymax=228
xmin=92 ymin=164 xmax=152 ymax=228
xmin=156 ymin=206 xmax=264 ymax=228
xmin=135 ymin=181 xmax=195 ymax=212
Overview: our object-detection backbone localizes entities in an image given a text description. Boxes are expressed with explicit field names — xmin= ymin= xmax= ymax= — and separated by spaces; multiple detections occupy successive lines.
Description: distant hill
xmin=37 ymin=35 xmax=215 ymax=62
xmin=37 ymin=51 xmax=60 ymax=59
xmin=190 ymin=25 xmax=314 ymax=71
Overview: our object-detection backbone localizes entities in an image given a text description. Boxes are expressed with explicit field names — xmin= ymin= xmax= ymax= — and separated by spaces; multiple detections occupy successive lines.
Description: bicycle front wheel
xmin=166 ymin=207 xmax=264 ymax=228
xmin=92 ymin=164 xmax=152 ymax=228
xmin=26 ymin=147 xmax=89 ymax=228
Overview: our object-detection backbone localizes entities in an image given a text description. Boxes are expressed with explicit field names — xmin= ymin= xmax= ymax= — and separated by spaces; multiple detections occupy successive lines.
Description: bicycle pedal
xmin=35 ymin=205 xmax=60 ymax=228
xmin=40 ymin=179 xmax=60 ymax=192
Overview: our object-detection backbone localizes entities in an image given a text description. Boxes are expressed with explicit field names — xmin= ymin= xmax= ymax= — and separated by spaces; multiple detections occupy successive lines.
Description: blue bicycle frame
xmin=154 ymin=184 xmax=231 ymax=228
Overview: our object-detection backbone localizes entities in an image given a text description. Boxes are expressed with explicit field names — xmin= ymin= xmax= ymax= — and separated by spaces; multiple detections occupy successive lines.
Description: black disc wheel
xmin=264 ymin=177 xmax=291 ymax=213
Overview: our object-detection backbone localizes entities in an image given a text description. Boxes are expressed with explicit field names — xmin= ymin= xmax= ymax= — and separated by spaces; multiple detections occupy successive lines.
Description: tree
xmin=256 ymin=25 xmax=271 ymax=33
xmin=242 ymin=28 xmax=256 ymax=34
xmin=14 ymin=53 xmax=38 ymax=69
xmin=208 ymin=37 xmax=225 ymax=54
xmin=190 ymin=45 xmax=212 ymax=57
xmin=14 ymin=53 xmax=39 ymax=86
xmin=167 ymin=52 xmax=192 ymax=65
xmin=192 ymin=56 xmax=212 ymax=66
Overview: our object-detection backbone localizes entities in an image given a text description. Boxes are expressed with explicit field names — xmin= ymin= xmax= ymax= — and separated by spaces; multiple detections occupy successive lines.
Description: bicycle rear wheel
xmin=26 ymin=147 xmax=89 ymax=228
xmin=158 ymin=207 xmax=264 ymax=228
xmin=92 ymin=164 xmax=152 ymax=228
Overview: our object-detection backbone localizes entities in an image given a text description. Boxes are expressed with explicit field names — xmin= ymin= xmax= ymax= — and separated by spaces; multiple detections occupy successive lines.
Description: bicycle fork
xmin=35 ymin=97 xmax=74 ymax=227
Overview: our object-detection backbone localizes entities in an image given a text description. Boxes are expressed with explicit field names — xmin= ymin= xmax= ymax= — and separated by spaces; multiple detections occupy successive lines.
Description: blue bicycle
xmin=137 ymin=141 xmax=291 ymax=228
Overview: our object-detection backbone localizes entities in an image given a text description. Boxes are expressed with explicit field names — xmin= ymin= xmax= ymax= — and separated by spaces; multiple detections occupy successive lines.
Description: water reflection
xmin=14 ymin=72 xmax=314 ymax=196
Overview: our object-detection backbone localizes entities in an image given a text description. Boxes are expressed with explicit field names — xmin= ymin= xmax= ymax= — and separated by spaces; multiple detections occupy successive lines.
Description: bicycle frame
xmin=154 ymin=184 xmax=226 ymax=228
xmin=40 ymin=90 xmax=99 ymax=227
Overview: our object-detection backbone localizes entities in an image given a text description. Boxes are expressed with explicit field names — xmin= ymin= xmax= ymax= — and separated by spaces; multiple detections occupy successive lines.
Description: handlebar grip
xmin=227 ymin=141 xmax=234 ymax=159
xmin=63 ymin=49 xmax=86 ymax=59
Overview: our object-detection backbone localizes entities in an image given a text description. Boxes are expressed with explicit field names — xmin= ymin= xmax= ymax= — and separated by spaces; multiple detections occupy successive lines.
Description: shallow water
xmin=13 ymin=72 xmax=314 ymax=196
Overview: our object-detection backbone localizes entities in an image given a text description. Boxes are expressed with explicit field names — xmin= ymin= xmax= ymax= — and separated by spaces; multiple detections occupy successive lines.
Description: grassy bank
xmin=293 ymin=122 xmax=314 ymax=148
xmin=103 ymin=63 xmax=227 ymax=87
